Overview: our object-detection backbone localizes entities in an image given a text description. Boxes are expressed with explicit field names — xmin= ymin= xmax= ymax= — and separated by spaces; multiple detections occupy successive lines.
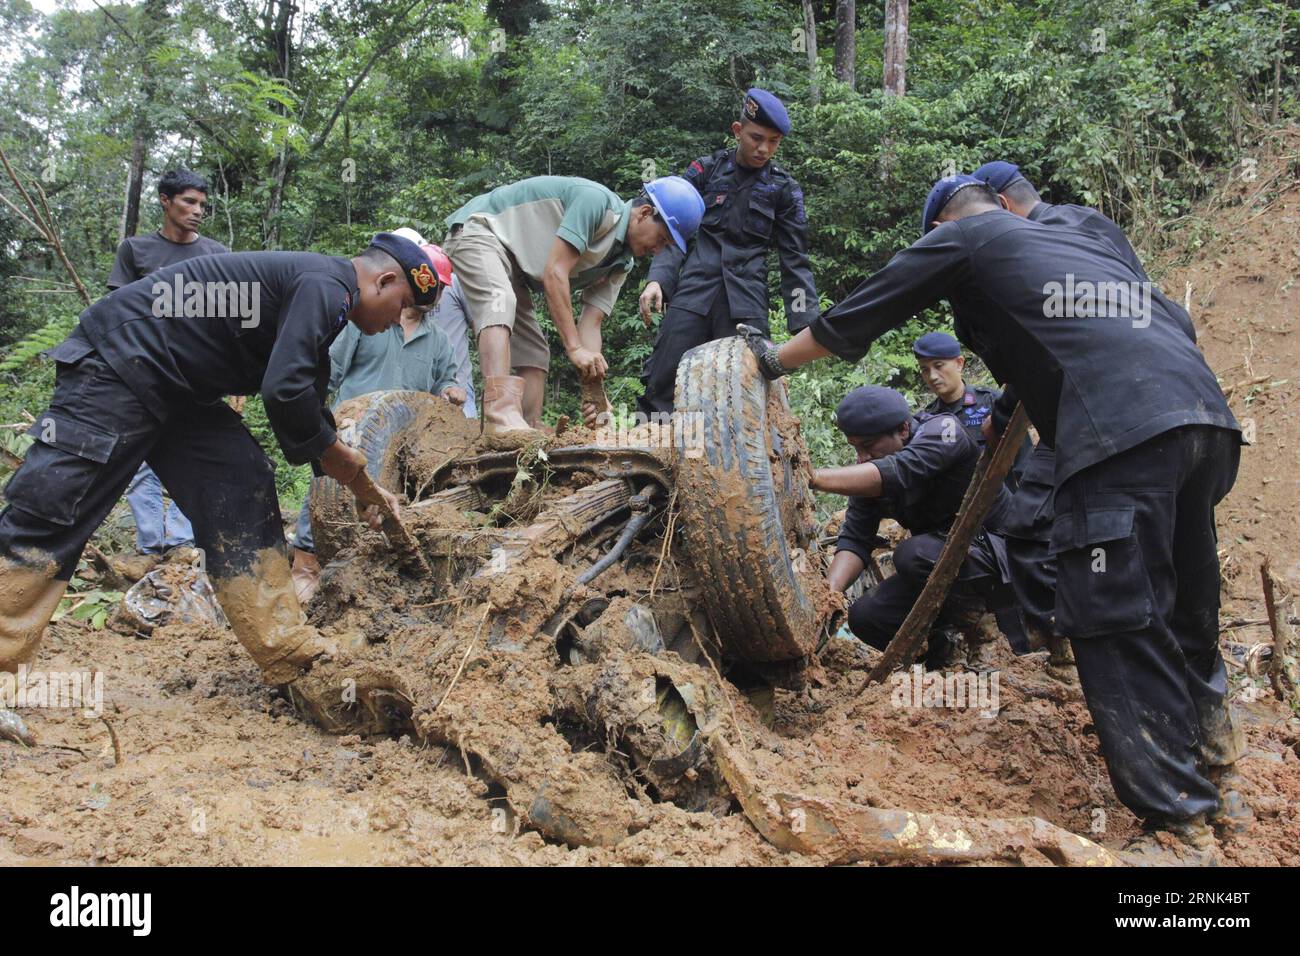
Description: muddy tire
xmin=308 ymin=390 xmax=439 ymax=564
xmin=672 ymin=336 xmax=822 ymax=665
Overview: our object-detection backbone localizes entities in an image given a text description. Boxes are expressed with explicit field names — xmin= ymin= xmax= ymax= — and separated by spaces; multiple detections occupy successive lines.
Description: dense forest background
xmin=1 ymin=0 xmax=1296 ymax=505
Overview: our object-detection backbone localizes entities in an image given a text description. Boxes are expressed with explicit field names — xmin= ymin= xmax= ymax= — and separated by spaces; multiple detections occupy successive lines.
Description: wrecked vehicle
xmin=297 ymin=337 xmax=1117 ymax=864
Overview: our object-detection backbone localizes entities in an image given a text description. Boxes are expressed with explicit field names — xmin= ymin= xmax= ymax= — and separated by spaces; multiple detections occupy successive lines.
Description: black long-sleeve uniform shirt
xmin=77 ymin=251 xmax=358 ymax=467
xmin=836 ymin=413 xmax=1011 ymax=565
xmin=646 ymin=148 xmax=818 ymax=330
xmin=810 ymin=209 xmax=1238 ymax=485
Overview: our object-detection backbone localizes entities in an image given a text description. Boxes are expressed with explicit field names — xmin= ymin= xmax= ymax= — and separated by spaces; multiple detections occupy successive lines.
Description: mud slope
xmin=2 ymin=135 xmax=1299 ymax=867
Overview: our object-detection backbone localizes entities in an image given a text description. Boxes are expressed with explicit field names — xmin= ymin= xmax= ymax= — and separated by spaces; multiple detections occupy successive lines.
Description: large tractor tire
xmin=672 ymin=336 xmax=827 ymax=668
xmin=308 ymin=390 xmax=440 ymax=564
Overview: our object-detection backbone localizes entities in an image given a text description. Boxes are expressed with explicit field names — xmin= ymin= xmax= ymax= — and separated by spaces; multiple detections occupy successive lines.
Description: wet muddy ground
xmin=4 ymin=135 xmax=1300 ymax=866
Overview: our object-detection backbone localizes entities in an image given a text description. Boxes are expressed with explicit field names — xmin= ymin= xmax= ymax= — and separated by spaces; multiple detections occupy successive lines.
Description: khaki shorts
xmin=442 ymin=222 xmax=550 ymax=371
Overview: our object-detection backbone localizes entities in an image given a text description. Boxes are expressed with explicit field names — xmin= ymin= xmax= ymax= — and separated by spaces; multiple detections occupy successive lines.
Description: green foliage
xmin=0 ymin=0 xmax=1295 ymax=509
xmin=52 ymin=579 xmax=123 ymax=630
xmin=0 ymin=315 xmax=78 ymax=373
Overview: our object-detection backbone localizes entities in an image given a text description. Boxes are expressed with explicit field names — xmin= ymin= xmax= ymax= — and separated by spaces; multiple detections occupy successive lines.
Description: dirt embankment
xmin=2 ymin=135 xmax=1299 ymax=867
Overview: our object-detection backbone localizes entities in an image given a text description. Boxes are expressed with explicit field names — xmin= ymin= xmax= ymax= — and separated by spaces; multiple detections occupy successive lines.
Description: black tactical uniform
xmin=809 ymin=207 xmax=1243 ymax=826
xmin=837 ymin=413 xmax=1012 ymax=651
xmin=639 ymin=148 xmax=817 ymax=414
xmin=917 ymin=384 xmax=999 ymax=445
xmin=0 ymin=252 xmax=356 ymax=587
xmin=999 ymin=199 xmax=1190 ymax=637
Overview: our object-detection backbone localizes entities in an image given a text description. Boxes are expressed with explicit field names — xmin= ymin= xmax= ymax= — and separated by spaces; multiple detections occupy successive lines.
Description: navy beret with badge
xmin=833 ymin=385 xmax=913 ymax=437
xmin=741 ymin=88 xmax=791 ymax=136
xmin=368 ymin=231 xmax=444 ymax=308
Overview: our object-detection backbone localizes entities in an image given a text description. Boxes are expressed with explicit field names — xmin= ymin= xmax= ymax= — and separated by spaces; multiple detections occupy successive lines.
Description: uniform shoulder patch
xmin=788 ymin=184 xmax=808 ymax=224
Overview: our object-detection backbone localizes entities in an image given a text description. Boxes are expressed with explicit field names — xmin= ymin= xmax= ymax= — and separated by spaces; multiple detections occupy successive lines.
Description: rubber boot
xmin=211 ymin=548 xmax=331 ymax=686
xmin=0 ymin=561 xmax=69 ymax=672
xmin=1208 ymin=764 xmax=1255 ymax=837
xmin=1121 ymin=815 xmax=1224 ymax=867
xmin=291 ymin=547 xmax=321 ymax=605
xmin=1045 ymin=633 xmax=1079 ymax=683
xmin=0 ymin=562 xmax=70 ymax=748
xmin=482 ymin=375 xmax=538 ymax=436
xmin=940 ymin=595 xmax=1003 ymax=672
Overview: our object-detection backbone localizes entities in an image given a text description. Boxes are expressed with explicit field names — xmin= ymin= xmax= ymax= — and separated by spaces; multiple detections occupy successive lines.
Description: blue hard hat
xmin=921 ymin=173 xmax=985 ymax=235
xmin=645 ymin=176 xmax=706 ymax=254
xmin=973 ymin=160 xmax=1024 ymax=193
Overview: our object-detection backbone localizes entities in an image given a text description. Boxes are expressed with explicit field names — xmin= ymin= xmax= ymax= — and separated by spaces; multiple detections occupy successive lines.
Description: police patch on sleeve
xmin=790 ymin=186 xmax=807 ymax=224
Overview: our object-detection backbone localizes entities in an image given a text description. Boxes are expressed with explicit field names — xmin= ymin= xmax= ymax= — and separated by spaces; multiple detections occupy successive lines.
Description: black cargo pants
xmin=1052 ymin=425 xmax=1242 ymax=825
xmin=0 ymin=329 xmax=284 ymax=585
xmin=847 ymin=529 xmax=1010 ymax=650
xmin=639 ymin=293 xmax=763 ymax=416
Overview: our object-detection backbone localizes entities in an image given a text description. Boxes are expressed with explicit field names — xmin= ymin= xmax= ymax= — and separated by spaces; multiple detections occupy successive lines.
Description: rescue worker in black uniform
xmin=818 ymin=386 xmax=1012 ymax=671
xmin=969 ymin=159 xmax=1194 ymax=683
xmin=911 ymin=329 xmax=1029 ymax=656
xmin=911 ymin=331 xmax=1001 ymax=444
xmin=637 ymin=88 xmax=817 ymax=415
xmin=744 ymin=175 xmax=1247 ymax=864
xmin=0 ymin=233 xmax=446 ymax=732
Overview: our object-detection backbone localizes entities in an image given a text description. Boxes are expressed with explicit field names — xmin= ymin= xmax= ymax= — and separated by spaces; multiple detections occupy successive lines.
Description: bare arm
xmin=575 ymin=301 xmax=605 ymax=355
xmin=810 ymin=462 xmax=884 ymax=498
xmin=827 ymin=549 xmax=866 ymax=593
xmin=543 ymin=236 xmax=607 ymax=378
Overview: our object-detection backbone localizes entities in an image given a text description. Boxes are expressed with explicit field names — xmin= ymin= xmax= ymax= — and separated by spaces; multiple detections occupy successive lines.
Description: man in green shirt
xmin=442 ymin=175 xmax=703 ymax=434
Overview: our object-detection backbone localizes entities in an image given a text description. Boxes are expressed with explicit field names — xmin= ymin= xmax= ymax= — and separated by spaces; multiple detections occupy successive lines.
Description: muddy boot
xmin=1208 ymin=764 xmax=1255 ymax=837
xmin=941 ymin=595 xmax=1004 ymax=672
xmin=923 ymin=628 xmax=965 ymax=670
xmin=1045 ymin=633 xmax=1078 ymax=683
xmin=111 ymin=551 xmax=162 ymax=583
xmin=482 ymin=375 xmax=539 ymax=437
xmin=0 ymin=564 xmax=68 ymax=748
xmin=1121 ymin=816 xmax=1224 ymax=867
xmin=212 ymin=549 xmax=332 ymax=686
xmin=290 ymin=547 xmax=321 ymax=605
xmin=0 ymin=562 xmax=69 ymax=672
xmin=282 ymin=655 xmax=415 ymax=737
xmin=964 ymin=614 xmax=1005 ymax=672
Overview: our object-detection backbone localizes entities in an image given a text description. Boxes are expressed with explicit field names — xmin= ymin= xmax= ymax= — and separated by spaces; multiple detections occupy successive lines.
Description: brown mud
xmin=3 ymin=136 xmax=1300 ymax=865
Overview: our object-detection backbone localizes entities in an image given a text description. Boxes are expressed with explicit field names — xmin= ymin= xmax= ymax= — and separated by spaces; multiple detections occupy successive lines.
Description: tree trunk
xmin=802 ymin=0 xmax=819 ymax=106
xmin=261 ymin=0 xmax=296 ymax=248
xmin=834 ymin=0 xmax=855 ymax=89
xmin=883 ymin=0 xmax=909 ymax=96
xmin=119 ymin=0 xmax=167 ymax=240
xmin=120 ymin=128 xmax=148 ymax=240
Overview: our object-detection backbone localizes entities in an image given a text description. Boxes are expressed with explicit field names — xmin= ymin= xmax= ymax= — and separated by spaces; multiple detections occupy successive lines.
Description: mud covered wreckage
xmin=296 ymin=337 xmax=1119 ymax=865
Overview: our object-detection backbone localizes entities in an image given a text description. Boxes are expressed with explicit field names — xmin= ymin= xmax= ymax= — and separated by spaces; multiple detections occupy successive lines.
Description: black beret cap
xmin=833 ymin=385 xmax=912 ymax=437
xmin=369 ymin=231 xmax=442 ymax=308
